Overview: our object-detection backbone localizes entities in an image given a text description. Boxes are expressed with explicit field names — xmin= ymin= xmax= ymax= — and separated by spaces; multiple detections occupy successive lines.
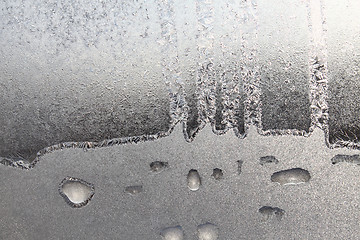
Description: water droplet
xmin=237 ymin=160 xmax=243 ymax=175
xmin=197 ymin=222 xmax=219 ymax=240
xmin=331 ymin=154 xmax=360 ymax=165
xmin=259 ymin=206 xmax=273 ymax=221
xmin=59 ymin=177 xmax=95 ymax=208
xmin=259 ymin=156 xmax=279 ymax=165
xmin=212 ymin=168 xmax=223 ymax=180
xmin=160 ymin=226 xmax=184 ymax=240
xmin=273 ymin=208 xmax=285 ymax=221
xmin=259 ymin=206 xmax=285 ymax=221
xmin=271 ymin=168 xmax=311 ymax=185
xmin=150 ymin=161 xmax=169 ymax=172
xmin=124 ymin=185 xmax=143 ymax=195
xmin=187 ymin=169 xmax=201 ymax=191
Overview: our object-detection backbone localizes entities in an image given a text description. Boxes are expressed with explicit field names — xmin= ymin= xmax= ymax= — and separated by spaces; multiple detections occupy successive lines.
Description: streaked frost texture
xmin=257 ymin=0 xmax=311 ymax=132
xmin=326 ymin=0 xmax=360 ymax=147
xmin=0 ymin=0 xmax=171 ymax=163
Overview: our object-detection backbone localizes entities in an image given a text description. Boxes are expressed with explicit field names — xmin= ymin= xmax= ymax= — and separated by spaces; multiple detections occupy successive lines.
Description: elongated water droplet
xmin=237 ymin=160 xmax=243 ymax=175
xmin=124 ymin=185 xmax=143 ymax=195
xmin=271 ymin=168 xmax=311 ymax=185
xmin=259 ymin=156 xmax=279 ymax=165
xmin=150 ymin=161 xmax=169 ymax=172
xmin=331 ymin=154 xmax=360 ymax=165
xmin=187 ymin=169 xmax=201 ymax=191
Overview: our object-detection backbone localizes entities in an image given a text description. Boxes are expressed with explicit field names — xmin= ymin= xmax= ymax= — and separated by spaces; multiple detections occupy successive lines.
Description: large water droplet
xmin=187 ymin=169 xmax=201 ymax=191
xmin=59 ymin=177 xmax=95 ymax=208
xmin=197 ymin=223 xmax=219 ymax=240
xmin=271 ymin=168 xmax=311 ymax=185
xmin=160 ymin=225 xmax=184 ymax=240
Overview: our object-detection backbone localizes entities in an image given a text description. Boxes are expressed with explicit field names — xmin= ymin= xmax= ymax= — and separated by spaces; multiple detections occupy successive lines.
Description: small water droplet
xmin=160 ymin=226 xmax=184 ymax=240
xmin=59 ymin=177 xmax=95 ymax=208
xmin=124 ymin=185 xmax=143 ymax=195
xmin=259 ymin=206 xmax=273 ymax=221
xmin=237 ymin=160 xmax=243 ymax=175
xmin=187 ymin=169 xmax=201 ymax=191
xmin=259 ymin=156 xmax=279 ymax=165
xmin=274 ymin=208 xmax=285 ymax=221
xmin=150 ymin=161 xmax=169 ymax=172
xmin=197 ymin=222 xmax=219 ymax=240
xmin=259 ymin=206 xmax=285 ymax=221
xmin=212 ymin=168 xmax=223 ymax=180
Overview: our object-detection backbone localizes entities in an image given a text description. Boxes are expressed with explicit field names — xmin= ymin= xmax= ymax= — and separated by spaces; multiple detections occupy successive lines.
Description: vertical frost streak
xmin=325 ymin=0 xmax=360 ymax=148
xmin=241 ymin=0 xmax=261 ymax=135
xmin=257 ymin=0 xmax=311 ymax=135
xmin=308 ymin=0 xmax=329 ymax=132
xmin=196 ymin=0 xmax=216 ymax=124
xmin=157 ymin=0 xmax=184 ymax=125
xmin=213 ymin=1 xmax=245 ymax=135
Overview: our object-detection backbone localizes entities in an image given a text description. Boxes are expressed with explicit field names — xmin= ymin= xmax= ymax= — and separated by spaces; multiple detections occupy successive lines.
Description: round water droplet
xmin=187 ymin=169 xmax=201 ymax=191
xmin=160 ymin=226 xmax=184 ymax=240
xmin=212 ymin=168 xmax=223 ymax=180
xmin=59 ymin=177 xmax=95 ymax=208
xmin=197 ymin=223 xmax=218 ymax=240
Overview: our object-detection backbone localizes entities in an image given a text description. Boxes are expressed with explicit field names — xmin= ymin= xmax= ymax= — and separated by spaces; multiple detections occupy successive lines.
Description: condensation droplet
xmin=259 ymin=206 xmax=285 ymax=221
xmin=150 ymin=161 xmax=169 ymax=172
xmin=331 ymin=154 xmax=360 ymax=165
xmin=125 ymin=185 xmax=143 ymax=195
xmin=271 ymin=168 xmax=311 ymax=185
xmin=212 ymin=168 xmax=223 ymax=180
xmin=197 ymin=222 xmax=219 ymax=240
xmin=124 ymin=185 xmax=143 ymax=195
xmin=160 ymin=226 xmax=184 ymax=240
xmin=237 ymin=160 xmax=243 ymax=175
xmin=259 ymin=156 xmax=279 ymax=165
xmin=187 ymin=169 xmax=201 ymax=191
xmin=59 ymin=177 xmax=95 ymax=208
